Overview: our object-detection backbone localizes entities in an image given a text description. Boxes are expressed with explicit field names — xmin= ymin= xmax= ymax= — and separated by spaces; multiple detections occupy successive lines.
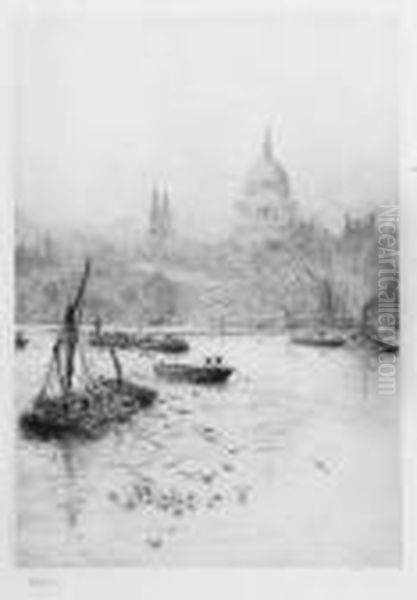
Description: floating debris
xmin=108 ymin=491 xmax=119 ymax=504
xmin=146 ymin=535 xmax=163 ymax=550
xmin=196 ymin=425 xmax=219 ymax=443
xmin=235 ymin=485 xmax=251 ymax=505
xmin=124 ymin=496 xmax=137 ymax=511
xmin=312 ymin=458 xmax=332 ymax=475
xmin=222 ymin=462 xmax=234 ymax=473
xmin=185 ymin=492 xmax=197 ymax=511
xmin=207 ymin=492 xmax=224 ymax=509
xmin=201 ymin=470 xmax=216 ymax=485
xmin=172 ymin=407 xmax=193 ymax=416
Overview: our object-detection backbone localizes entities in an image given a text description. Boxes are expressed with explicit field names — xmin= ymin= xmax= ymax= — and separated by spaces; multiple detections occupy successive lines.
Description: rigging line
xmin=39 ymin=338 xmax=62 ymax=396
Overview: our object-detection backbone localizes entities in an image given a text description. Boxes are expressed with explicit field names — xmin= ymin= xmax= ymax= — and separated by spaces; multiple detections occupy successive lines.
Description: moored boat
xmin=138 ymin=333 xmax=189 ymax=353
xmin=89 ymin=330 xmax=189 ymax=354
xmin=290 ymin=329 xmax=346 ymax=348
xmin=89 ymin=330 xmax=143 ymax=350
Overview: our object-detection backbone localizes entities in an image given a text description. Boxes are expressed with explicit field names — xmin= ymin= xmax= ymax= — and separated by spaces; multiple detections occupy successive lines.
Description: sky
xmin=14 ymin=12 xmax=398 ymax=238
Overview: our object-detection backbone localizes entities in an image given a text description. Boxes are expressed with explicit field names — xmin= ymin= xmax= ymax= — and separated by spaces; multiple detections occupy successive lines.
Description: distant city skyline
xmin=15 ymin=13 xmax=397 ymax=238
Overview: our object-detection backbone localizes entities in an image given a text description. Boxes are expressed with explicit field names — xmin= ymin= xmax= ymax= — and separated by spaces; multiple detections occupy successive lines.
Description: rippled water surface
xmin=16 ymin=330 xmax=401 ymax=566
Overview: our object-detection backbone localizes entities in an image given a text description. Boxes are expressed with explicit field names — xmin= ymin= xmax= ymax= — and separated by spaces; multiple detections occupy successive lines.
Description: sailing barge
xmin=19 ymin=260 xmax=157 ymax=443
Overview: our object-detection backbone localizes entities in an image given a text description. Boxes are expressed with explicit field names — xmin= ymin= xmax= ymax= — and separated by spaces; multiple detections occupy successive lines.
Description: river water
xmin=16 ymin=329 xmax=401 ymax=566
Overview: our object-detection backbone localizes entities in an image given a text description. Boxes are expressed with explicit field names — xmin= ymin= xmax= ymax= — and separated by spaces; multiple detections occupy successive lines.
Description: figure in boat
xmin=19 ymin=260 xmax=157 ymax=443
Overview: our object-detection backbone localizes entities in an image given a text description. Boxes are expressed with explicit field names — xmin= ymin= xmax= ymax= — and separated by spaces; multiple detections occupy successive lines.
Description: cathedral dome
xmin=244 ymin=129 xmax=290 ymax=198
xmin=234 ymin=128 xmax=298 ymax=245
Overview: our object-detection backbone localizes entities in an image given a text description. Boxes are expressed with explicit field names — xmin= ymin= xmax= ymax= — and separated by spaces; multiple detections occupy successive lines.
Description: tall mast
xmin=58 ymin=259 xmax=92 ymax=393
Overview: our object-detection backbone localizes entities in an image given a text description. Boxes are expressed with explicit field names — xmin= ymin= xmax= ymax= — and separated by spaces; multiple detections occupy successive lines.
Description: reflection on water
xmin=16 ymin=331 xmax=401 ymax=566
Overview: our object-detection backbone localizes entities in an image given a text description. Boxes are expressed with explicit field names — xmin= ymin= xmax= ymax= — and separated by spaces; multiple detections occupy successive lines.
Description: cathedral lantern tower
xmin=235 ymin=128 xmax=297 ymax=244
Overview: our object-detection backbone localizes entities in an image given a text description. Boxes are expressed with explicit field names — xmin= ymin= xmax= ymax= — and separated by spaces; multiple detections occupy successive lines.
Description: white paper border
xmin=1 ymin=0 xmax=416 ymax=598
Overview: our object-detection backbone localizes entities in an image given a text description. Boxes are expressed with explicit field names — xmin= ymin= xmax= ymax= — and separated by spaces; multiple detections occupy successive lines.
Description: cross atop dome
xmin=243 ymin=125 xmax=289 ymax=198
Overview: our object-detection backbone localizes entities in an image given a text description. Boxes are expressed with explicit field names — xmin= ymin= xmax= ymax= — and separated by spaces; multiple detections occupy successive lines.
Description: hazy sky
xmin=15 ymin=13 xmax=398 ymax=237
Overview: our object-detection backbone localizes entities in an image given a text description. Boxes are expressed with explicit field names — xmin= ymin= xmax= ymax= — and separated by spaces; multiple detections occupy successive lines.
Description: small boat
xmin=90 ymin=329 xmax=189 ymax=354
xmin=154 ymin=356 xmax=234 ymax=385
xmin=291 ymin=329 xmax=346 ymax=348
xmin=15 ymin=331 xmax=29 ymax=350
xmin=137 ymin=334 xmax=189 ymax=354
xmin=19 ymin=261 xmax=157 ymax=443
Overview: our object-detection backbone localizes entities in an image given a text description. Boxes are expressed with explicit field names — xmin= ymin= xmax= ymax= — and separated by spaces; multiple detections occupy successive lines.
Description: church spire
xmin=150 ymin=186 xmax=160 ymax=235
xmin=148 ymin=184 xmax=174 ymax=256
xmin=161 ymin=187 xmax=172 ymax=236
